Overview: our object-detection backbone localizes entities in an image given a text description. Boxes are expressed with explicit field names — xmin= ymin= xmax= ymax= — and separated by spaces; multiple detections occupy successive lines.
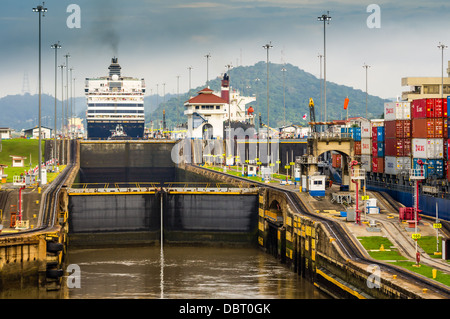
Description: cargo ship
xmin=85 ymin=58 xmax=146 ymax=139
xmin=331 ymin=98 xmax=450 ymax=221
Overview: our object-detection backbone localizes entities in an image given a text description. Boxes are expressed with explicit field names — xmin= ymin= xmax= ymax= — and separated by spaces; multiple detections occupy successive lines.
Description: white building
xmin=23 ymin=126 xmax=52 ymax=139
xmin=184 ymin=87 xmax=228 ymax=139
xmin=0 ymin=127 xmax=13 ymax=139
xmin=184 ymin=73 xmax=256 ymax=139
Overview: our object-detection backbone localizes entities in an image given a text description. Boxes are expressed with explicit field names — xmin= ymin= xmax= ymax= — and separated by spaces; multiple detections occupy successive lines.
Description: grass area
xmin=204 ymin=164 xmax=280 ymax=183
xmin=390 ymin=261 xmax=450 ymax=286
xmin=358 ymin=236 xmax=450 ymax=287
xmin=358 ymin=236 xmax=407 ymax=261
xmin=417 ymin=236 xmax=443 ymax=258
xmin=0 ymin=138 xmax=46 ymax=182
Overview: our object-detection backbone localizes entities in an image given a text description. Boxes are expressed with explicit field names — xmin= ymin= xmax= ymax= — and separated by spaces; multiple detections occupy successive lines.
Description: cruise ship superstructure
xmin=85 ymin=58 xmax=145 ymax=139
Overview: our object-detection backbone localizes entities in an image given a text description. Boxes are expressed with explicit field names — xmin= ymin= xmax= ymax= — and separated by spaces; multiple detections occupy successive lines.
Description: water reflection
xmin=65 ymin=246 xmax=328 ymax=299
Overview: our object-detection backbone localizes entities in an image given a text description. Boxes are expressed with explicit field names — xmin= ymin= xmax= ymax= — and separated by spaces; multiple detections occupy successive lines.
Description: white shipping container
xmin=385 ymin=156 xmax=411 ymax=175
xmin=361 ymin=121 xmax=371 ymax=138
xmin=360 ymin=155 xmax=372 ymax=172
xmin=412 ymin=138 xmax=444 ymax=159
xmin=384 ymin=102 xmax=410 ymax=121
xmin=371 ymin=119 xmax=385 ymax=127
xmin=361 ymin=138 xmax=372 ymax=155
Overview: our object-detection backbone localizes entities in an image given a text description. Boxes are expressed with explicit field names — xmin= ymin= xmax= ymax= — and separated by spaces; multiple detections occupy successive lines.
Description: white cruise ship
xmin=85 ymin=58 xmax=145 ymax=139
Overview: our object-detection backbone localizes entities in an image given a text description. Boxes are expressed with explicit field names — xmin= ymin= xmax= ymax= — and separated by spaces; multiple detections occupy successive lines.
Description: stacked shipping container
xmin=384 ymin=102 xmax=411 ymax=175
xmin=411 ymin=98 xmax=446 ymax=179
xmin=371 ymin=120 xmax=384 ymax=173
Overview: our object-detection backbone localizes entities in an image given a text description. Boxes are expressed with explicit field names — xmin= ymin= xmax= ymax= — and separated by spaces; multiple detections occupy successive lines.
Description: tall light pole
xmin=59 ymin=64 xmax=65 ymax=164
xmin=51 ymin=41 xmax=61 ymax=169
xmin=318 ymin=12 xmax=331 ymax=124
xmin=205 ymin=53 xmax=211 ymax=87
xmin=176 ymin=75 xmax=180 ymax=127
xmin=263 ymin=42 xmax=273 ymax=166
xmin=73 ymin=77 xmax=76 ymax=137
xmin=70 ymin=67 xmax=74 ymax=139
xmin=363 ymin=63 xmax=370 ymax=119
xmin=281 ymin=66 xmax=287 ymax=127
xmin=438 ymin=42 xmax=447 ymax=102
xmin=64 ymin=53 xmax=70 ymax=140
xmin=225 ymin=63 xmax=233 ymax=141
xmin=318 ymin=54 xmax=323 ymax=123
xmin=187 ymin=66 xmax=193 ymax=93
xmin=33 ymin=3 xmax=47 ymax=186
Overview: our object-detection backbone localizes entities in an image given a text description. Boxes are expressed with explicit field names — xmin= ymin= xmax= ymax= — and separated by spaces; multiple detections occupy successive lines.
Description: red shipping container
xmin=443 ymin=98 xmax=448 ymax=118
xmin=447 ymin=160 xmax=450 ymax=182
xmin=354 ymin=141 xmax=361 ymax=155
xmin=385 ymin=120 xmax=410 ymax=138
xmin=403 ymin=120 xmax=411 ymax=138
xmin=385 ymin=137 xmax=408 ymax=156
xmin=332 ymin=153 xmax=342 ymax=168
xmin=444 ymin=118 xmax=448 ymax=138
xmin=426 ymin=119 xmax=434 ymax=137
xmin=426 ymin=98 xmax=435 ymax=117
xmin=372 ymin=142 xmax=378 ymax=157
xmin=411 ymin=99 xmax=427 ymax=118
xmin=448 ymin=139 xmax=450 ymax=159
xmin=434 ymin=118 xmax=444 ymax=138
xmin=372 ymin=157 xmax=384 ymax=173
xmin=403 ymin=138 xmax=411 ymax=156
xmin=412 ymin=118 xmax=442 ymax=138
xmin=378 ymin=158 xmax=384 ymax=173
xmin=372 ymin=126 xmax=378 ymax=141
xmin=372 ymin=157 xmax=378 ymax=172
xmin=435 ymin=98 xmax=443 ymax=117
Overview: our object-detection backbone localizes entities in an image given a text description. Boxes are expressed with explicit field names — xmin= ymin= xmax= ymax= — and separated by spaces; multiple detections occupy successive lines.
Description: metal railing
xmin=69 ymin=182 xmax=257 ymax=194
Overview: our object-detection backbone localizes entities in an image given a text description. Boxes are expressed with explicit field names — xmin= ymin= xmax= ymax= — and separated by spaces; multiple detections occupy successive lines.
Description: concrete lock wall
xmin=164 ymin=193 xmax=258 ymax=243
xmin=68 ymin=192 xmax=259 ymax=245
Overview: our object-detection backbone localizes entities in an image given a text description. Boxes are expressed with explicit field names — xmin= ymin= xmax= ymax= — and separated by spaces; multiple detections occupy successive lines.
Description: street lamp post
xmin=33 ymin=3 xmax=47 ymax=186
xmin=205 ymin=54 xmax=211 ymax=87
xmin=64 ymin=53 xmax=70 ymax=141
xmin=263 ymin=42 xmax=273 ymax=168
xmin=281 ymin=67 xmax=287 ymax=127
xmin=188 ymin=66 xmax=193 ymax=92
xmin=438 ymin=42 xmax=447 ymax=102
xmin=59 ymin=64 xmax=65 ymax=164
xmin=318 ymin=54 xmax=323 ymax=123
xmin=363 ymin=63 xmax=370 ymax=119
xmin=51 ymin=41 xmax=61 ymax=170
xmin=70 ymin=67 xmax=74 ymax=139
xmin=318 ymin=12 xmax=331 ymax=124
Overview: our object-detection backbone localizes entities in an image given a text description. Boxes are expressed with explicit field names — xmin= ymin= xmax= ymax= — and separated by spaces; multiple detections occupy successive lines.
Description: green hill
xmin=0 ymin=62 xmax=389 ymax=132
xmin=150 ymin=61 xmax=390 ymax=128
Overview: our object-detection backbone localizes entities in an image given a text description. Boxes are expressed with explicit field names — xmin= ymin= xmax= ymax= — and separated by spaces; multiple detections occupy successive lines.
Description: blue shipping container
xmin=377 ymin=142 xmax=384 ymax=157
xmin=412 ymin=158 xmax=444 ymax=179
xmin=448 ymin=96 xmax=450 ymax=118
xmin=353 ymin=127 xmax=361 ymax=141
xmin=377 ymin=126 xmax=385 ymax=142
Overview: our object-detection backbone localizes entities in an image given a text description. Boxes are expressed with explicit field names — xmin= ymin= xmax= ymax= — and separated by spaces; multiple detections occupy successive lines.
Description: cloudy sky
xmin=1 ymin=0 xmax=450 ymax=100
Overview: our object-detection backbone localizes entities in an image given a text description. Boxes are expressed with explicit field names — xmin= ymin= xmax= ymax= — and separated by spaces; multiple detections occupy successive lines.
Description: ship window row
xmin=193 ymin=105 xmax=221 ymax=110
xmin=88 ymin=103 xmax=144 ymax=107
xmin=88 ymin=110 xmax=144 ymax=114
xmin=87 ymin=115 xmax=144 ymax=119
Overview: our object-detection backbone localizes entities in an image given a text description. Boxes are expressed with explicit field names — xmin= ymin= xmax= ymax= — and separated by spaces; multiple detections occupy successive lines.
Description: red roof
xmin=186 ymin=87 xmax=228 ymax=104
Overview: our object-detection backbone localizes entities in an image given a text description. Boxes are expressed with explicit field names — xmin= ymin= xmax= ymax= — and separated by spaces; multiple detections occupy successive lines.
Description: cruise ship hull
xmin=87 ymin=120 xmax=145 ymax=140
